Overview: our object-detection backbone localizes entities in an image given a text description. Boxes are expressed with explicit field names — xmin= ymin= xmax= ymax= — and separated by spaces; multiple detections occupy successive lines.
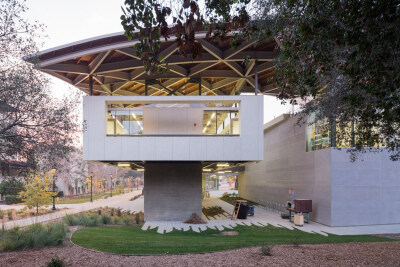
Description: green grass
xmin=71 ymin=225 xmax=393 ymax=255
xmin=56 ymin=192 xmax=122 ymax=204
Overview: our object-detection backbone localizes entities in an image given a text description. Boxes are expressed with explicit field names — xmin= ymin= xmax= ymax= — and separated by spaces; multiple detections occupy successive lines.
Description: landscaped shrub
xmin=0 ymin=222 xmax=67 ymax=252
xmin=63 ymin=214 xmax=102 ymax=227
xmin=0 ymin=210 xmax=4 ymax=219
xmin=110 ymin=208 xmax=115 ymax=216
xmin=101 ymin=215 xmax=112 ymax=224
xmin=117 ymin=208 xmax=122 ymax=217
xmin=5 ymin=195 xmax=19 ymax=205
xmin=260 ymin=244 xmax=272 ymax=256
xmin=122 ymin=217 xmax=131 ymax=225
xmin=97 ymin=209 xmax=102 ymax=215
xmin=46 ymin=256 xmax=66 ymax=267
xmin=112 ymin=217 xmax=121 ymax=224
xmin=7 ymin=211 xmax=13 ymax=220
xmin=56 ymin=191 xmax=64 ymax=198
xmin=135 ymin=213 xmax=139 ymax=224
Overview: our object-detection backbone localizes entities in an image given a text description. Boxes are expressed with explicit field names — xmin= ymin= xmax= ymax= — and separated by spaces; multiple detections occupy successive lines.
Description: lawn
xmin=56 ymin=192 xmax=122 ymax=204
xmin=71 ymin=225 xmax=393 ymax=255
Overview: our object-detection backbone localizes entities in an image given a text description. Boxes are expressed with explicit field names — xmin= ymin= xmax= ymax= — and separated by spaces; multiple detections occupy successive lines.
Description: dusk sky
xmin=25 ymin=0 xmax=292 ymax=122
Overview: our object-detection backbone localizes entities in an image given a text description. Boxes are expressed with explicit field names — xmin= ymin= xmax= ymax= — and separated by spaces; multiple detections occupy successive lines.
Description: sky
xmin=25 ymin=0 xmax=292 ymax=123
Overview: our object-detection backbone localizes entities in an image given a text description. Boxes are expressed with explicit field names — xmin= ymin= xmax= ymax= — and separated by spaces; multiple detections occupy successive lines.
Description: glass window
xmin=203 ymin=111 xmax=217 ymax=134
xmin=306 ymin=114 xmax=331 ymax=151
xmin=106 ymin=111 xmax=115 ymax=135
xmin=203 ymin=110 xmax=239 ymax=135
xmin=115 ymin=110 xmax=130 ymax=135
xmin=129 ymin=111 xmax=143 ymax=135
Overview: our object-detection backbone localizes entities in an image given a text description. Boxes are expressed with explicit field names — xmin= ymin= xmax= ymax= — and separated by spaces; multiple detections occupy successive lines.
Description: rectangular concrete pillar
xmin=144 ymin=161 xmax=202 ymax=221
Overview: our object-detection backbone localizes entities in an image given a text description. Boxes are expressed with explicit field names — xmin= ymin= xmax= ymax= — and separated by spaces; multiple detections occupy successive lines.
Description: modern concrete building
xmin=239 ymin=114 xmax=400 ymax=226
xmin=31 ymin=31 xmax=273 ymax=221
xmin=30 ymin=30 xmax=399 ymax=227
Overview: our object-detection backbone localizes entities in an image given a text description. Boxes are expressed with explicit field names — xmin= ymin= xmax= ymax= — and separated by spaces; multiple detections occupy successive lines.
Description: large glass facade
xmin=106 ymin=102 xmax=239 ymax=136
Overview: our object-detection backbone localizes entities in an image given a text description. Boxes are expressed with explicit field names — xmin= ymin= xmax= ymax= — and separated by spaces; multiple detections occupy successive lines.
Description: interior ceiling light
xmin=203 ymin=168 xmax=212 ymax=172
xmin=217 ymin=171 xmax=225 ymax=173
xmin=217 ymin=163 xmax=229 ymax=167
xmin=225 ymin=170 xmax=232 ymax=173
xmin=136 ymin=168 xmax=145 ymax=172
xmin=118 ymin=163 xmax=130 ymax=167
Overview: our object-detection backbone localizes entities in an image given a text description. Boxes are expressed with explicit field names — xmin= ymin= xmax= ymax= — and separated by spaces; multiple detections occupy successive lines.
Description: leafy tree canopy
xmin=0 ymin=0 xmax=80 ymax=168
xmin=0 ymin=178 xmax=24 ymax=196
xmin=121 ymin=0 xmax=400 ymax=160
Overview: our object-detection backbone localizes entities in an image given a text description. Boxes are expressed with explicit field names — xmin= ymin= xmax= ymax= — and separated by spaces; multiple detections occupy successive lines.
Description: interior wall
xmin=143 ymin=107 xmax=203 ymax=135
xmin=144 ymin=161 xmax=202 ymax=221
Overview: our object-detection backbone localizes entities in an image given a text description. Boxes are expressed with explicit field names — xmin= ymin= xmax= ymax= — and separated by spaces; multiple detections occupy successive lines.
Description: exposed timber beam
xmin=169 ymin=65 xmax=187 ymax=76
xmin=197 ymin=39 xmax=223 ymax=59
xmin=224 ymin=40 xmax=257 ymax=60
xmin=89 ymin=51 xmax=110 ymax=74
xmin=211 ymin=78 xmax=239 ymax=91
xmin=158 ymin=43 xmax=178 ymax=61
xmin=231 ymin=78 xmax=246 ymax=95
xmin=95 ymin=60 xmax=143 ymax=73
xmin=115 ymin=48 xmax=140 ymax=60
xmin=189 ymin=62 xmax=219 ymax=76
xmin=225 ymin=61 xmax=244 ymax=76
xmin=41 ymin=64 xmax=89 ymax=74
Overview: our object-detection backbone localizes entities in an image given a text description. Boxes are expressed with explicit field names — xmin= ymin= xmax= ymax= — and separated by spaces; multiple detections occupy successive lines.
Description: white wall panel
xmin=206 ymin=137 xmax=224 ymax=160
xmin=138 ymin=137 xmax=156 ymax=160
xmin=190 ymin=137 xmax=207 ymax=160
xmin=156 ymin=137 xmax=173 ymax=160
xmin=104 ymin=137 xmax=121 ymax=160
xmin=173 ymin=137 xmax=190 ymax=160
xmin=121 ymin=137 xmax=139 ymax=160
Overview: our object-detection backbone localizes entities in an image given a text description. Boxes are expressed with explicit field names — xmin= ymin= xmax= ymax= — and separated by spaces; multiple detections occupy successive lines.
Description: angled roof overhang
xmin=29 ymin=31 xmax=280 ymax=96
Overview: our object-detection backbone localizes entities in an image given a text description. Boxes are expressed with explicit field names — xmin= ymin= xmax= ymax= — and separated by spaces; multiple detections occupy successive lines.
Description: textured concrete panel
xmin=144 ymin=161 xmax=202 ymax=221
xmin=239 ymin=115 xmax=333 ymax=226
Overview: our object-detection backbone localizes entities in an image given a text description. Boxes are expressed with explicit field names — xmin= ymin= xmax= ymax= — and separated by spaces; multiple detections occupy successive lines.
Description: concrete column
xmin=144 ymin=161 xmax=202 ymax=221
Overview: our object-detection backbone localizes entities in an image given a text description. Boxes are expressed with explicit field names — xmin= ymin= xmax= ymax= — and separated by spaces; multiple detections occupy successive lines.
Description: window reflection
xmin=203 ymin=110 xmax=239 ymax=135
xmin=106 ymin=110 xmax=143 ymax=135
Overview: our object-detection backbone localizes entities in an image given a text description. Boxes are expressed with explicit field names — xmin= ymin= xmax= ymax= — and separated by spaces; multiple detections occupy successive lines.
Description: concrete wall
xmin=330 ymin=149 xmax=400 ymax=226
xmin=238 ymin=115 xmax=332 ymax=225
xmin=83 ymin=95 xmax=263 ymax=162
xmin=144 ymin=161 xmax=202 ymax=221
xmin=239 ymin=114 xmax=400 ymax=226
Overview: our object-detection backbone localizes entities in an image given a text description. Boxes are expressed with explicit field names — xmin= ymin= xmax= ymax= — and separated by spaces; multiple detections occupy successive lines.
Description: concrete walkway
xmin=142 ymin=197 xmax=400 ymax=236
xmin=1 ymin=191 xmax=141 ymax=230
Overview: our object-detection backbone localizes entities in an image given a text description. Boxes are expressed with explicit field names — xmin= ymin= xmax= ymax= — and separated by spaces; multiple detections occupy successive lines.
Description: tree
xmin=0 ymin=0 xmax=80 ymax=168
xmin=18 ymin=171 xmax=56 ymax=214
xmin=0 ymin=178 xmax=24 ymax=196
xmin=121 ymin=0 xmax=400 ymax=160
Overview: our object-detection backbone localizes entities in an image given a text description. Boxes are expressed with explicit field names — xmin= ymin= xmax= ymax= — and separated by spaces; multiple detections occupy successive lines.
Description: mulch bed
xmin=0 ymin=236 xmax=399 ymax=267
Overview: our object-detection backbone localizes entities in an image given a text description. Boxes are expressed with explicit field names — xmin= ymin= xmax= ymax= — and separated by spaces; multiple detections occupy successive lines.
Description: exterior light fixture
xmin=118 ymin=163 xmax=130 ymax=167
xmin=217 ymin=163 xmax=229 ymax=167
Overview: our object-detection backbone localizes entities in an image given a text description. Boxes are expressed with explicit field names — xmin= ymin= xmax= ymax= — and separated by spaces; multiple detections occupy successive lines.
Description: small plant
xmin=112 ymin=217 xmax=121 ymax=225
xmin=97 ymin=209 xmax=102 ymax=215
xmin=135 ymin=213 xmax=139 ymax=224
xmin=117 ymin=208 xmax=122 ymax=217
xmin=122 ymin=217 xmax=131 ymax=225
xmin=292 ymin=236 xmax=301 ymax=247
xmin=46 ymin=256 xmax=66 ymax=267
xmin=260 ymin=244 xmax=272 ymax=256
xmin=7 ymin=211 xmax=13 ymax=220
xmin=101 ymin=215 xmax=111 ymax=224
xmin=0 ymin=210 xmax=4 ymax=219
xmin=110 ymin=208 xmax=114 ymax=216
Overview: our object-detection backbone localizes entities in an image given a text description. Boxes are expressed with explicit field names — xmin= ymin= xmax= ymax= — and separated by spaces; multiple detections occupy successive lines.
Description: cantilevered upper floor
xmin=83 ymin=95 xmax=263 ymax=162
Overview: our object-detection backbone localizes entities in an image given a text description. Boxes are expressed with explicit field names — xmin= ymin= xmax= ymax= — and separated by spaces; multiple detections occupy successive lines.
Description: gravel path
xmin=1 ymin=241 xmax=399 ymax=266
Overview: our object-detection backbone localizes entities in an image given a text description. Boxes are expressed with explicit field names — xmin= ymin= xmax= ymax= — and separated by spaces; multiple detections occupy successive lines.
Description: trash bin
xmin=248 ymin=206 xmax=254 ymax=216
xmin=237 ymin=203 xmax=250 ymax=219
